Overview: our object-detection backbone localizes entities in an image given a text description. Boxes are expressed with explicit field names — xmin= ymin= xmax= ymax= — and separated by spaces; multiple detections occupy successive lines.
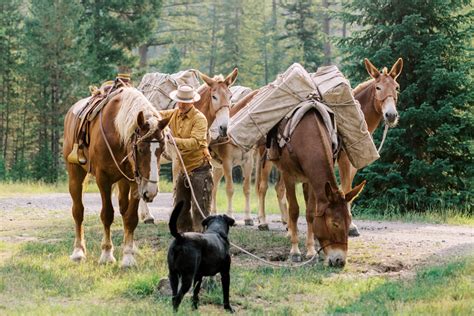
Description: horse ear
xmin=224 ymin=68 xmax=238 ymax=87
xmin=199 ymin=71 xmax=215 ymax=87
xmin=389 ymin=58 xmax=403 ymax=80
xmin=325 ymin=182 xmax=337 ymax=204
xmin=364 ymin=58 xmax=380 ymax=79
xmin=345 ymin=180 xmax=366 ymax=204
xmin=137 ymin=111 xmax=146 ymax=129
xmin=158 ymin=117 xmax=170 ymax=131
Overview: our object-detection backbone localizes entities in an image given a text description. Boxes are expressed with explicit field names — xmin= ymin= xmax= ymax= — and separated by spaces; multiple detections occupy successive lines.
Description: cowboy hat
xmin=170 ymin=84 xmax=201 ymax=103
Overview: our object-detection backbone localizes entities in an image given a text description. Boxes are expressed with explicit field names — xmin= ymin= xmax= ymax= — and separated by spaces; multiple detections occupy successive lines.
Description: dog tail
xmin=169 ymin=200 xmax=185 ymax=240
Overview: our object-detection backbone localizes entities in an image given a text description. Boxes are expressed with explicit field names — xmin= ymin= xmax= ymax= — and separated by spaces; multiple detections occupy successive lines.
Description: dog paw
xmin=224 ymin=304 xmax=234 ymax=313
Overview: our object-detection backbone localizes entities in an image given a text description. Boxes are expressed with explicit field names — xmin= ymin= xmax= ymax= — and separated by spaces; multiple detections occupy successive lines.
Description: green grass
xmin=0 ymin=211 xmax=472 ymax=315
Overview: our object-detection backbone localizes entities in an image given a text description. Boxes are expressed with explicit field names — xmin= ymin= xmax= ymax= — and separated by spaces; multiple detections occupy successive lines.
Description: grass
xmin=0 ymin=210 xmax=472 ymax=315
xmin=1 ymin=180 xmax=472 ymax=226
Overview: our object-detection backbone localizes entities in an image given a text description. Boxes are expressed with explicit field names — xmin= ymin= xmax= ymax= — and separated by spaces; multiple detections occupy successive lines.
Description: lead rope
xmin=377 ymin=124 xmax=389 ymax=153
xmin=166 ymin=130 xmax=319 ymax=268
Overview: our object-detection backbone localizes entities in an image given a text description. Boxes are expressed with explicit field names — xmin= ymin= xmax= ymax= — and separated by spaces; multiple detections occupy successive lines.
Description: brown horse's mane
xmin=230 ymin=89 xmax=259 ymax=117
xmin=352 ymin=78 xmax=374 ymax=96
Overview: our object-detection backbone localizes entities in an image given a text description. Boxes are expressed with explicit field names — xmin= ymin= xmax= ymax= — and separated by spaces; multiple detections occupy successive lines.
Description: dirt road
xmin=1 ymin=193 xmax=472 ymax=277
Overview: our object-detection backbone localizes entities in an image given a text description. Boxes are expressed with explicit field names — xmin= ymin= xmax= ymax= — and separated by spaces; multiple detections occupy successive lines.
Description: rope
xmin=377 ymin=124 xmax=389 ymax=153
xmin=166 ymin=131 xmax=321 ymax=268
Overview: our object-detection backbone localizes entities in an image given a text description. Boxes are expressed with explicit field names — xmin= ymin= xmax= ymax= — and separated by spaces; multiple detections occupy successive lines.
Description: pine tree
xmin=338 ymin=0 xmax=473 ymax=212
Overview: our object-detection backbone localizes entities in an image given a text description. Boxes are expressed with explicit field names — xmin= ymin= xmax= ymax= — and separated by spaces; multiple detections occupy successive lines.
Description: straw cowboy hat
xmin=170 ymin=84 xmax=201 ymax=103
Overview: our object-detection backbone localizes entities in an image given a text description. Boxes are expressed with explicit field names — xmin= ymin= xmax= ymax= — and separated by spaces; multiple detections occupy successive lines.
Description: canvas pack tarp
xmin=230 ymin=85 xmax=252 ymax=105
xmin=228 ymin=63 xmax=315 ymax=151
xmin=138 ymin=69 xmax=200 ymax=110
xmin=311 ymin=65 xmax=379 ymax=169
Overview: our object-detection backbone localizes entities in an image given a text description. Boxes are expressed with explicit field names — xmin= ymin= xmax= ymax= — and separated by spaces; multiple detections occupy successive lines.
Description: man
xmin=160 ymin=85 xmax=212 ymax=232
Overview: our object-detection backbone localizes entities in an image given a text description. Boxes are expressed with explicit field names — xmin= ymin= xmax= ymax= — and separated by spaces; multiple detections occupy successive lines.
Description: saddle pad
xmin=72 ymin=97 xmax=92 ymax=116
xmin=138 ymin=69 xmax=200 ymax=110
xmin=228 ymin=63 xmax=316 ymax=151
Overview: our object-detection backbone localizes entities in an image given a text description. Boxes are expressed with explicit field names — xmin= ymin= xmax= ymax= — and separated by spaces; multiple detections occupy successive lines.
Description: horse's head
xmin=199 ymin=68 xmax=238 ymax=139
xmin=132 ymin=111 xmax=168 ymax=202
xmin=313 ymin=181 xmax=366 ymax=268
xmin=364 ymin=58 xmax=403 ymax=127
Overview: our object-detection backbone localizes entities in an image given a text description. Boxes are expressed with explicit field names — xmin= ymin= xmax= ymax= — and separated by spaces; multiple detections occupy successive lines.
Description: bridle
xmin=314 ymin=206 xmax=349 ymax=255
xmin=99 ymin=109 xmax=164 ymax=183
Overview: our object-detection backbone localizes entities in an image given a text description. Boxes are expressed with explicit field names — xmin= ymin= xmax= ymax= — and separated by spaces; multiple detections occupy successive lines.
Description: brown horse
xmin=63 ymin=87 xmax=167 ymax=267
xmin=256 ymin=58 xmax=403 ymax=235
xmin=138 ymin=69 xmax=239 ymax=224
xmin=272 ymin=110 xmax=365 ymax=265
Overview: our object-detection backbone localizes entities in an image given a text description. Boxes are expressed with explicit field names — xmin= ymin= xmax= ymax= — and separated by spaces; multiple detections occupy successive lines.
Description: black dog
xmin=167 ymin=201 xmax=235 ymax=312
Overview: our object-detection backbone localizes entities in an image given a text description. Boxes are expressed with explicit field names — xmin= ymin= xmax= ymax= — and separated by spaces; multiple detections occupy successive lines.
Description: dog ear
xmin=202 ymin=216 xmax=212 ymax=228
xmin=223 ymin=215 xmax=236 ymax=227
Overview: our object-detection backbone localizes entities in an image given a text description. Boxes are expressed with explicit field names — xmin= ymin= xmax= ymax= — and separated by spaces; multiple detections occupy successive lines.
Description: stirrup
xmin=67 ymin=143 xmax=87 ymax=165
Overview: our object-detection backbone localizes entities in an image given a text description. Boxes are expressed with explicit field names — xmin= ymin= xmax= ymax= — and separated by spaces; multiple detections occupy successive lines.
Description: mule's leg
xmin=121 ymin=185 xmax=140 ymax=268
xmin=222 ymin=158 xmax=235 ymax=218
xmin=284 ymin=176 xmax=301 ymax=262
xmin=242 ymin=153 xmax=254 ymax=226
xmin=275 ymin=173 xmax=288 ymax=226
xmin=338 ymin=151 xmax=360 ymax=237
xmin=96 ymin=174 xmax=116 ymax=264
xmin=304 ymin=184 xmax=317 ymax=258
xmin=211 ymin=166 xmax=224 ymax=215
xmin=68 ymin=164 xmax=87 ymax=262
xmin=256 ymin=158 xmax=272 ymax=231
xmin=138 ymin=199 xmax=155 ymax=224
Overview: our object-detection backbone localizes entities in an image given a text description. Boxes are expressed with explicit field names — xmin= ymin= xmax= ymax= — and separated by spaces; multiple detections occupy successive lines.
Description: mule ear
xmin=158 ymin=117 xmax=170 ymax=131
xmin=364 ymin=58 xmax=380 ymax=79
xmin=224 ymin=68 xmax=238 ymax=86
xmin=389 ymin=58 xmax=403 ymax=80
xmin=345 ymin=180 xmax=366 ymax=204
xmin=199 ymin=71 xmax=215 ymax=87
xmin=223 ymin=214 xmax=236 ymax=227
xmin=325 ymin=182 xmax=337 ymax=204
xmin=137 ymin=111 xmax=146 ymax=129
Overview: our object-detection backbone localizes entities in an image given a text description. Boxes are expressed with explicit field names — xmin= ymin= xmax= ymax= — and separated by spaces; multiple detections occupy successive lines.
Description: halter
xmin=99 ymin=109 xmax=164 ymax=183
xmin=314 ymin=206 xmax=349 ymax=255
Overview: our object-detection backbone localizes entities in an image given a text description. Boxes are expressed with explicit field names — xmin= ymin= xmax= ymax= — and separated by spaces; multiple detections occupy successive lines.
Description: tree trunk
xmin=208 ymin=0 xmax=218 ymax=76
xmin=139 ymin=44 xmax=148 ymax=68
xmin=322 ymin=0 xmax=331 ymax=65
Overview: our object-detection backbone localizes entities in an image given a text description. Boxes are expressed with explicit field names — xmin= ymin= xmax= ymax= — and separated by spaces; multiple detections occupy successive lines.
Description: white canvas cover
xmin=311 ymin=65 xmax=379 ymax=169
xmin=228 ymin=63 xmax=316 ymax=151
xmin=138 ymin=69 xmax=200 ymax=110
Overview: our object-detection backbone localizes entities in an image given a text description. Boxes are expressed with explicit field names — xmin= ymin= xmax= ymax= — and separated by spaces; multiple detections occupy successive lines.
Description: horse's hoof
xmin=244 ymin=218 xmax=254 ymax=226
xmin=290 ymin=253 xmax=302 ymax=262
xmin=121 ymin=254 xmax=137 ymax=268
xmin=258 ymin=223 xmax=269 ymax=231
xmin=143 ymin=217 xmax=155 ymax=224
xmin=70 ymin=248 xmax=86 ymax=262
xmin=349 ymin=223 xmax=360 ymax=237
xmin=99 ymin=250 xmax=116 ymax=265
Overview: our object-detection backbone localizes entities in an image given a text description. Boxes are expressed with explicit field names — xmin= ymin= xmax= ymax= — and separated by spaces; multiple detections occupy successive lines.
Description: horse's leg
xmin=68 ymin=164 xmax=87 ymax=262
xmin=121 ymin=184 xmax=140 ymax=268
xmin=275 ymin=172 xmax=288 ymax=226
xmin=211 ymin=166 xmax=224 ymax=215
xmin=256 ymin=158 xmax=272 ymax=231
xmin=138 ymin=199 xmax=155 ymax=224
xmin=304 ymin=183 xmax=317 ymax=258
xmin=222 ymin=158 xmax=234 ymax=218
xmin=284 ymin=176 xmax=301 ymax=262
xmin=96 ymin=174 xmax=116 ymax=264
xmin=338 ymin=151 xmax=360 ymax=237
xmin=242 ymin=152 xmax=254 ymax=226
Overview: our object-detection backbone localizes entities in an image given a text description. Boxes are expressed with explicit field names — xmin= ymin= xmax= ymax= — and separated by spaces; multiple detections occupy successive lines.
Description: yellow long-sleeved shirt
xmin=160 ymin=106 xmax=210 ymax=172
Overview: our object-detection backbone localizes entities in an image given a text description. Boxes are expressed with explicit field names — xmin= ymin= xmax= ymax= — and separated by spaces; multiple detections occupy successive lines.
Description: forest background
xmin=0 ymin=0 xmax=472 ymax=213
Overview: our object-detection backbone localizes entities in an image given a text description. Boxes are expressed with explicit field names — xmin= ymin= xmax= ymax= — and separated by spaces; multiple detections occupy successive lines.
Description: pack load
xmin=230 ymin=85 xmax=253 ymax=105
xmin=228 ymin=63 xmax=316 ymax=151
xmin=310 ymin=66 xmax=379 ymax=169
xmin=138 ymin=69 xmax=200 ymax=110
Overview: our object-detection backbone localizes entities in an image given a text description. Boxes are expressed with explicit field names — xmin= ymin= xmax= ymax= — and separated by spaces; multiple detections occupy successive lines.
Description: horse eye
xmin=376 ymin=86 xmax=382 ymax=90
xmin=212 ymin=95 xmax=218 ymax=100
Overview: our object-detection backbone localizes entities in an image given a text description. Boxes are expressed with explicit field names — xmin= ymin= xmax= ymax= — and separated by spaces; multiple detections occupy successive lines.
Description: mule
xmin=138 ymin=69 xmax=239 ymax=224
xmin=256 ymin=58 xmax=403 ymax=235
xmin=210 ymin=89 xmax=260 ymax=225
xmin=63 ymin=87 xmax=167 ymax=267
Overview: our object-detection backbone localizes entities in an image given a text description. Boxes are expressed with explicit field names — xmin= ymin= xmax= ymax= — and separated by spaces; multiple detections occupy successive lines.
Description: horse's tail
xmin=82 ymin=174 xmax=91 ymax=196
xmin=169 ymin=201 xmax=185 ymax=240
